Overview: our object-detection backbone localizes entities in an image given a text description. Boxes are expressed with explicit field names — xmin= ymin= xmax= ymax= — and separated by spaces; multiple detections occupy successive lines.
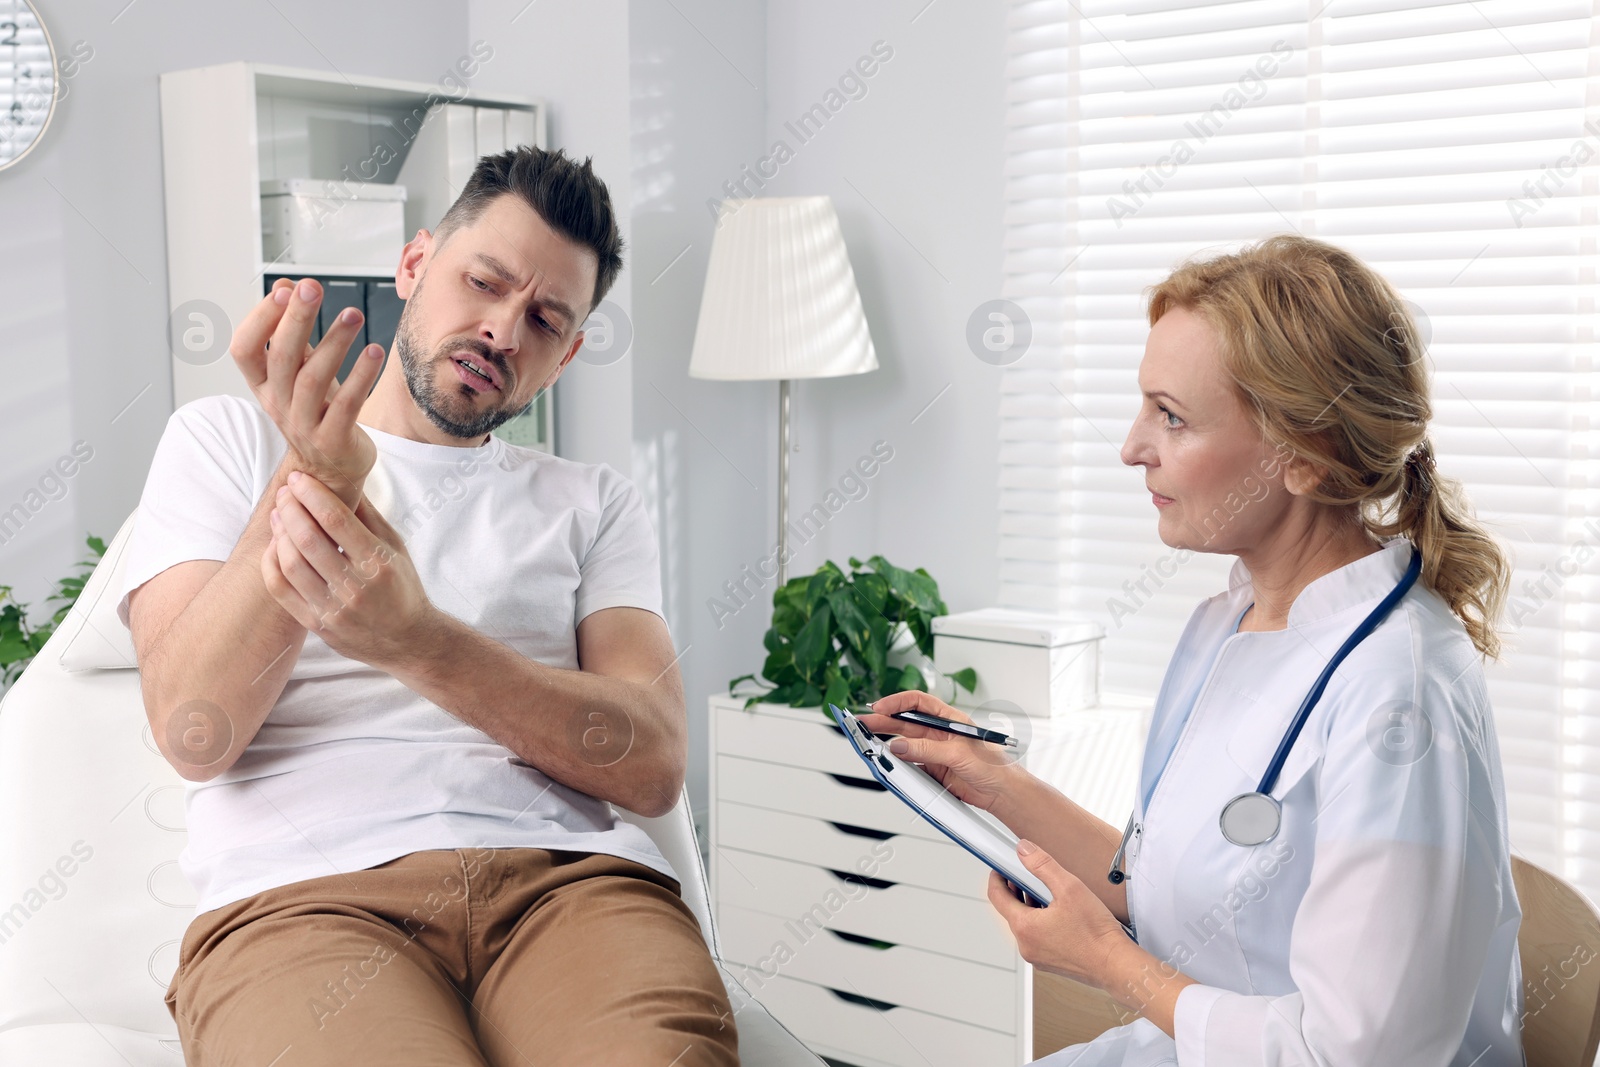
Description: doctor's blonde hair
xmin=1145 ymin=233 xmax=1510 ymax=661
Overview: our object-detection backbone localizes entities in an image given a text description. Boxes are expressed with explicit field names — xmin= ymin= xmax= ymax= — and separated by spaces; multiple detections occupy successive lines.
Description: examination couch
xmin=0 ymin=506 xmax=826 ymax=1066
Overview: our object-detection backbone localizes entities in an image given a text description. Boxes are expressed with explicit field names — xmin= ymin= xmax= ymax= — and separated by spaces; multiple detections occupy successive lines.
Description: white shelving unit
xmin=158 ymin=61 xmax=555 ymax=453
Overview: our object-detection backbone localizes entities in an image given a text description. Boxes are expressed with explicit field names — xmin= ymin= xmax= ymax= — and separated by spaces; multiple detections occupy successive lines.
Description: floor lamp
xmin=688 ymin=196 xmax=878 ymax=587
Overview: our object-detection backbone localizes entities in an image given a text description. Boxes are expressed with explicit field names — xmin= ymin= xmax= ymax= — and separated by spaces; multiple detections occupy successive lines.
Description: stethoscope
xmin=1107 ymin=545 xmax=1423 ymax=885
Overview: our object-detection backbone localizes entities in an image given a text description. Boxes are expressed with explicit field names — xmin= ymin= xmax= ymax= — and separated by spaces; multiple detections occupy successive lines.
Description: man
xmin=119 ymin=146 xmax=739 ymax=1066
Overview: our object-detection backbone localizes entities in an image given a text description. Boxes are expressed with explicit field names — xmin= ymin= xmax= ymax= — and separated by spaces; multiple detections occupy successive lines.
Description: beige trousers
xmin=164 ymin=846 xmax=740 ymax=1066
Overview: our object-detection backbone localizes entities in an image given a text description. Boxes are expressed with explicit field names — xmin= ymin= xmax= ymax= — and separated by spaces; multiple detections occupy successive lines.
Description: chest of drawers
xmin=707 ymin=694 xmax=1149 ymax=1066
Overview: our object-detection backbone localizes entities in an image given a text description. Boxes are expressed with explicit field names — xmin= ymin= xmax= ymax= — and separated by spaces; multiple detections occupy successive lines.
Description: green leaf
xmin=0 ymin=630 xmax=32 ymax=664
xmin=827 ymin=587 xmax=873 ymax=661
xmin=797 ymin=682 xmax=823 ymax=708
xmin=772 ymin=578 xmax=810 ymax=628
xmin=861 ymin=614 xmax=890 ymax=682
xmin=822 ymin=667 xmax=851 ymax=714
xmin=913 ymin=565 xmax=946 ymax=605
xmin=805 ymin=563 xmax=845 ymax=617
xmin=907 ymin=614 xmax=936 ymax=659
xmin=870 ymin=555 xmax=941 ymax=616
xmin=897 ymin=664 xmax=926 ymax=692
xmin=763 ymin=682 xmax=806 ymax=706
xmin=949 ymin=667 xmax=978 ymax=694
xmin=792 ymin=604 xmax=834 ymax=679
xmin=761 ymin=647 xmax=799 ymax=686
xmin=852 ymin=572 xmax=891 ymax=617
xmin=728 ymin=672 xmax=758 ymax=692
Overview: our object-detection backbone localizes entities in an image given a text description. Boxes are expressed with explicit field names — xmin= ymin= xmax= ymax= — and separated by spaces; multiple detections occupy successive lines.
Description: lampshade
xmin=688 ymin=196 xmax=877 ymax=381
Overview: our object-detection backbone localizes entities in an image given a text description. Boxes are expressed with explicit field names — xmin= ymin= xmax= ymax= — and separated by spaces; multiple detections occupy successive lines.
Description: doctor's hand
xmin=263 ymin=469 xmax=435 ymax=668
xmin=232 ymin=277 xmax=383 ymax=507
xmin=856 ymin=691 xmax=1031 ymax=817
xmin=987 ymin=839 xmax=1130 ymax=989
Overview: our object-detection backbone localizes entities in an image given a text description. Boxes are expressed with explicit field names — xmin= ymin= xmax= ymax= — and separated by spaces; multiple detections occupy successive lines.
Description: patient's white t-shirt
xmin=116 ymin=394 xmax=676 ymax=915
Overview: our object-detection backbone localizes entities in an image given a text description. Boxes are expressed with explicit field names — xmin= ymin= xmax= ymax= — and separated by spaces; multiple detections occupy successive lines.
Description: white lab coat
xmin=1031 ymin=537 xmax=1524 ymax=1067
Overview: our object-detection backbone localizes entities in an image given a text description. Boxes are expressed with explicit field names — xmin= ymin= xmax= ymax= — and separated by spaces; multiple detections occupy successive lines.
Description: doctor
xmin=862 ymin=234 xmax=1524 ymax=1066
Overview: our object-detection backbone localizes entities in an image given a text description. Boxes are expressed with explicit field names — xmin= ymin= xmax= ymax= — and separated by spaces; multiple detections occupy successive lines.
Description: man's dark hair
xmin=432 ymin=145 xmax=623 ymax=314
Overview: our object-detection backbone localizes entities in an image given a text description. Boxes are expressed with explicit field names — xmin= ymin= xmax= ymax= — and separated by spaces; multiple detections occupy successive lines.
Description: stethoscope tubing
xmin=1108 ymin=542 xmax=1424 ymax=882
xmin=1252 ymin=545 xmax=1423 ymax=797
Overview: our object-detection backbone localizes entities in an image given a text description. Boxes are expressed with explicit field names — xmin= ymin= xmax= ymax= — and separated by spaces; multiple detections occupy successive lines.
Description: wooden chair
xmin=1514 ymin=855 xmax=1600 ymax=1066
xmin=1031 ymin=856 xmax=1600 ymax=1066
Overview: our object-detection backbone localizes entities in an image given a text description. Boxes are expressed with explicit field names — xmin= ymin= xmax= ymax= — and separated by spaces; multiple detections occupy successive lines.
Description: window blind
xmin=1000 ymin=0 xmax=1600 ymax=898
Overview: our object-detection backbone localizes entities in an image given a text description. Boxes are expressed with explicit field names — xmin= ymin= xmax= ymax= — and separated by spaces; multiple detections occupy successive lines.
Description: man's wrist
xmin=277 ymin=452 xmax=365 ymax=506
xmin=372 ymin=602 xmax=451 ymax=682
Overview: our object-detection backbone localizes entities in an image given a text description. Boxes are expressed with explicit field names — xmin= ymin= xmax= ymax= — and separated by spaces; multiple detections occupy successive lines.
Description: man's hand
xmin=232 ymin=277 xmax=384 ymax=506
xmin=263 ymin=470 xmax=435 ymax=666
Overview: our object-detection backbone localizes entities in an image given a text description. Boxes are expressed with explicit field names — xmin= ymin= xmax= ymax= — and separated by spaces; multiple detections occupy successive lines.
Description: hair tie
xmin=1405 ymin=440 xmax=1435 ymax=496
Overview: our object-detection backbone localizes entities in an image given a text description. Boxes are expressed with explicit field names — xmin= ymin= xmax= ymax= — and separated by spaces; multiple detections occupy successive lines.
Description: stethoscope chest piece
xmin=1219 ymin=791 xmax=1281 ymax=847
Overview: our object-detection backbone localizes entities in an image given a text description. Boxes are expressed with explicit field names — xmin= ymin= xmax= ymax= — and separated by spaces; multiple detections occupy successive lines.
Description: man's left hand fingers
xmin=270 ymin=522 xmax=345 ymax=625
xmin=288 ymin=472 xmax=384 ymax=561
xmin=273 ymin=492 xmax=353 ymax=591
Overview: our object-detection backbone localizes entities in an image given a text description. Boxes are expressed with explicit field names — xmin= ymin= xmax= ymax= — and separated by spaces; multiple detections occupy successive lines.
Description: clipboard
xmin=831 ymin=703 xmax=1052 ymax=908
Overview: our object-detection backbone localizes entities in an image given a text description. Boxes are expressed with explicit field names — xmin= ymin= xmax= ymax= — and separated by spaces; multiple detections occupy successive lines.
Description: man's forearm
xmin=377 ymin=609 xmax=686 ymax=817
xmin=142 ymin=451 xmax=357 ymax=780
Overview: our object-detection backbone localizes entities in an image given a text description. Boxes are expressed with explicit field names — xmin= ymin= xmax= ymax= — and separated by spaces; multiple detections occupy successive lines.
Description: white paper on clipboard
xmin=831 ymin=703 xmax=1052 ymax=908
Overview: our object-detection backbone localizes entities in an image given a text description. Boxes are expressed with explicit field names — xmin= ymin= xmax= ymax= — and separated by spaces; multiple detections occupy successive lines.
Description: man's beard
xmin=393 ymin=294 xmax=533 ymax=441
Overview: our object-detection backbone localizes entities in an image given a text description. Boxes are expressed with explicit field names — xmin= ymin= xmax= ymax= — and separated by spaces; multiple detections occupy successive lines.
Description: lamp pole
xmin=777 ymin=379 xmax=791 ymax=588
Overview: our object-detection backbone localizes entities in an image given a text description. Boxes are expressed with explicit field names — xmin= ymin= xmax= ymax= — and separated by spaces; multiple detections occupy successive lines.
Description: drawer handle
xmin=828 ymin=988 xmax=899 ymax=1012
xmin=828 ymin=868 xmax=896 ymax=891
xmin=828 ymin=929 xmax=897 ymax=950
xmin=828 ymin=820 xmax=895 ymax=841
xmin=827 ymin=772 xmax=887 ymax=793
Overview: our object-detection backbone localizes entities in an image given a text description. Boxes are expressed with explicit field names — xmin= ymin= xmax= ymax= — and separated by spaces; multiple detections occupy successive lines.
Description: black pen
xmin=884 ymin=708 xmax=1018 ymax=748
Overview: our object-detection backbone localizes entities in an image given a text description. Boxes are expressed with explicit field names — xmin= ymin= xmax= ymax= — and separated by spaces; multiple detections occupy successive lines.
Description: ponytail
xmin=1365 ymin=437 xmax=1510 ymax=661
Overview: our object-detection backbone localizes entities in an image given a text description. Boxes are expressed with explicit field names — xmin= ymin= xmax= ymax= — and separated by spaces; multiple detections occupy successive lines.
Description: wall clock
xmin=0 ymin=0 xmax=57 ymax=173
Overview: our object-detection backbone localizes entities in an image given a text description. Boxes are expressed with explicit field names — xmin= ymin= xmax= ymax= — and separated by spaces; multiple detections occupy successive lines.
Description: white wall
xmin=759 ymin=0 xmax=1007 ymax=616
xmin=629 ymin=0 xmax=769 ymax=820
xmin=0 ymin=0 xmax=468 ymax=608
xmin=469 ymin=0 xmax=637 ymax=475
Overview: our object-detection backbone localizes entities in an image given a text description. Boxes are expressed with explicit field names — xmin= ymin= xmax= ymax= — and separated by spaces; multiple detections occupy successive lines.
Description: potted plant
xmin=0 ymin=534 xmax=106 ymax=693
xmin=729 ymin=554 xmax=977 ymax=717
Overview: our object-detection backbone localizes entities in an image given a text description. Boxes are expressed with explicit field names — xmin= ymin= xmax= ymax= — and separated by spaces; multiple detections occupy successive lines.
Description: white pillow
xmin=55 ymin=508 xmax=139 ymax=671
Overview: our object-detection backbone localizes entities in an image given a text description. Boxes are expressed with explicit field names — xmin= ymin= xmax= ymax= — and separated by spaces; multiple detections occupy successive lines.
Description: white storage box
xmin=933 ymin=608 xmax=1104 ymax=719
xmin=260 ymin=178 xmax=407 ymax=267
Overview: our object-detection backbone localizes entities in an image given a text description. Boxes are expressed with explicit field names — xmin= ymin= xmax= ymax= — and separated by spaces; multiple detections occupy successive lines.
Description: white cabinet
xmin=157 ymin=62 xmax=554 ymax=453
xmin=707 ymin=693 xmax=1150 ymax=1066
